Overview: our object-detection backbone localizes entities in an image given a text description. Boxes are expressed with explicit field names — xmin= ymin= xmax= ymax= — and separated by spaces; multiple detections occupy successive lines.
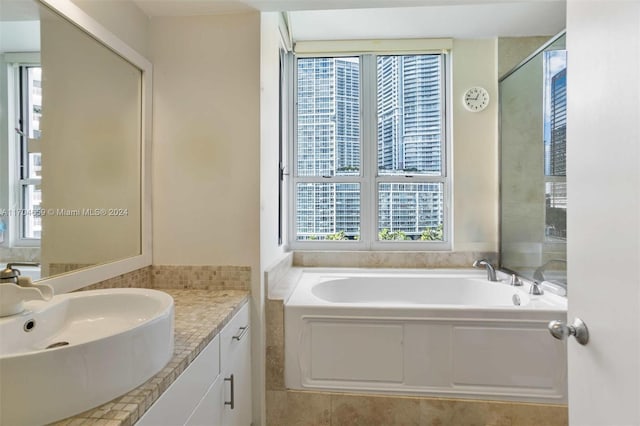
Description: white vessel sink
xmin=0 ymin=288 xmax=174 ymax=425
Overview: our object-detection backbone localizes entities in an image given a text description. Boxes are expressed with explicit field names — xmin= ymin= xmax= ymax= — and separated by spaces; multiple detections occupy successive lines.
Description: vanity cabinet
xmin=137 ymin=302 xmax=251 ymax=426
xmin=220 ymin=302 xmax=252 ymax=426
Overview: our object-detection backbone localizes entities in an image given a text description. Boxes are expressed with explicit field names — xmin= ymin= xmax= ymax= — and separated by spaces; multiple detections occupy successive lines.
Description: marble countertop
xmin=53 ymin=289 xmax=250 ymax=426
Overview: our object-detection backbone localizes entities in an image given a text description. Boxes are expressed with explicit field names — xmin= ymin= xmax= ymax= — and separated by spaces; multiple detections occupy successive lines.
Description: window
xmin=291 ymin=53 xmax=449 ymax=248
xmin=16 ymin=64 xmax=43 ymax=241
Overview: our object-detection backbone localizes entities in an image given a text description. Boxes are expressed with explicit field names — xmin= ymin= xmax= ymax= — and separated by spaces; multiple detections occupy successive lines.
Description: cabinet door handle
xmin=232 ymin=326 xmax=249 ymax=341
xmin=224 ymin=374 xmax=235 ymax=409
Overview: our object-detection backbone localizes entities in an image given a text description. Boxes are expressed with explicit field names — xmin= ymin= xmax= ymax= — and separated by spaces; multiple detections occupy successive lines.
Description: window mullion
xmin=376 ymin=175 xmax=446 ymax=183
xmin=440 ymin=54 xmax=448 ymax=179
xmin=361 ymin=54 xmax=378 ymax=249
xmin=288 ymin=53 xmax=298 ymax=246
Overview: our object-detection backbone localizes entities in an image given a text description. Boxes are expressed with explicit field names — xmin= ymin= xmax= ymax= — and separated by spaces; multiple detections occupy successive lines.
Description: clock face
xmin=463 ymin=87 xmax=490 ymax=112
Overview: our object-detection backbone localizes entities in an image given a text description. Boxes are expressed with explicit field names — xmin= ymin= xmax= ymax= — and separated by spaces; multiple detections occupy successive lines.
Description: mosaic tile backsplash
xmin=81 ymin=264 xmax=251 ymax=291
xmin=292 ymin=250 xmax=498 ymax=269
xmin=152 ymin=265 xmax=251 ymax=290
xmin=82 ymin=266 xmax=153 ymax=291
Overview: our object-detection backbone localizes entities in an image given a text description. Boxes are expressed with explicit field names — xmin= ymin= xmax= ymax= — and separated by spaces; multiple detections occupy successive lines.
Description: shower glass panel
xmin=499 ymin=32 xmax=567 ymax=286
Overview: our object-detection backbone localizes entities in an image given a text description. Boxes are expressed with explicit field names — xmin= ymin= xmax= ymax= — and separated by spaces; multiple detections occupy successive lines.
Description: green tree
xmin=327 ymin=230 xmax=348 ymax=240
xmin=378 ymin=228 xmax=409 ymax=240
xmin=420 ymin=224 xmax=444 ymax=241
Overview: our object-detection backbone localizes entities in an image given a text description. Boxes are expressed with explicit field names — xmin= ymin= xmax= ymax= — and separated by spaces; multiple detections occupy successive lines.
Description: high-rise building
xmin=377 ymin=55 xmax=442 ymax=174
xmin=549 ymin=68 xmax=567 ymax=176
xmin=544 ymin=64 xmax=567 ymax=240
xmin=297 ymin=57 xmax=360 ymax=177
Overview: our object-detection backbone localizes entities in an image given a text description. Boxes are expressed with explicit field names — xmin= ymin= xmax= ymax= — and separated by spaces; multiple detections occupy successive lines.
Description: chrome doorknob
xmin=548 ymin=318 xmax=589 ymax=345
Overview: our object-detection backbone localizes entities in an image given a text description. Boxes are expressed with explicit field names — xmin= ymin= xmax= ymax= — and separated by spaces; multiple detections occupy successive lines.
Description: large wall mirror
xmin=0 ymin=0 xmax=151 ymax=292
xmin=499 ymin=32 xmax=567 ymax=287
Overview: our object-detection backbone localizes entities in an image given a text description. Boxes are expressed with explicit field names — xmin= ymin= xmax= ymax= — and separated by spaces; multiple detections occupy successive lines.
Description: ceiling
xmin=132 ymin=0 xmax=561 ymax=14
xmin=132 ymin=0 xmax=566 ymax=39
xmin=0 ymin=0 xmax=566 ymax=40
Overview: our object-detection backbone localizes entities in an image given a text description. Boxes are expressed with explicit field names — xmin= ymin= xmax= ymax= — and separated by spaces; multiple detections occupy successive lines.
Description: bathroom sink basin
xmin=0 ymin=288 xmax=174 ymax=425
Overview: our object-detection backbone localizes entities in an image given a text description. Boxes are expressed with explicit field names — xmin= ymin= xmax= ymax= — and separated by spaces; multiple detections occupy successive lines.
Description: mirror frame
xmin=34 ymin=0 xmax=152 ymax=293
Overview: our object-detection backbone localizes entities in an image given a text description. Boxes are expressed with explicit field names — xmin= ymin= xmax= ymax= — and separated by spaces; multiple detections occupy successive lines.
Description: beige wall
xmin=40 ymin=11 xmax=142 ymax=275
xmin=451 ymin=39 xmax=499 ymax=253
xmin=498 ymin=36 xmax=551 ymax=79
xmin=259 ymin=12 xmax=287 ymax=423
xmin=71 ymin=0 xmax=149 ymax=58
xmin=149 ymin=12 xmax=262 ymax=420
xmin=149 ymin=13 xmax=260 ymax=268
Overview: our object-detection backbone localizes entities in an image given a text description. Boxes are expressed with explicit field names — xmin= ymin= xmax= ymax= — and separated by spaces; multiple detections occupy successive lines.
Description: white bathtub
xmin=284 ymin=268 xmax=568 ymax=403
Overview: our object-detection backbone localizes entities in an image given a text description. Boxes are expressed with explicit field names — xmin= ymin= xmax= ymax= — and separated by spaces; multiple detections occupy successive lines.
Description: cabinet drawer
xmin=220 ymin=302 xmax=250 ymax=370
xmin=137 ymin=335 xmax=220 ymax=426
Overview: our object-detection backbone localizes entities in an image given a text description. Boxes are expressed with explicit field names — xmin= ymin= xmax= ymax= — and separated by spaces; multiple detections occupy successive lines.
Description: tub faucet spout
xmin=473 ymin=259 xmax=497 ymax=282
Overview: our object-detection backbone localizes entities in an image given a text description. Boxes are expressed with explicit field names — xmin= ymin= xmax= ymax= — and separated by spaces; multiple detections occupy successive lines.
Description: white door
xmin=566 ymin=1 xmax=640 ymax=425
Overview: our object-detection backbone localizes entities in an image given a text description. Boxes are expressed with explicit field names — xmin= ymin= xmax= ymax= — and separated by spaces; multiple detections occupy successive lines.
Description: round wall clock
xmin=463 ymin=86 xmax=490 ymax=112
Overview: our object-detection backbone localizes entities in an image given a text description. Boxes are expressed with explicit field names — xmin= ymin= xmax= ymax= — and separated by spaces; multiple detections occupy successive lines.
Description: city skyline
xmin=295 ymin=55 xmax=445 ymax=241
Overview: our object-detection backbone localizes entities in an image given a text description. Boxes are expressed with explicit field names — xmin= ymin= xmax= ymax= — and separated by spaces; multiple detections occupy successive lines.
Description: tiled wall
xmin=267 ymin=390 xmax=568 ymax=426
xmin=292 ymin=250 xmax=497 ymax=269
xmin=83 ymin=266 xmax=153 ymax=290
xmin=152 ymin=265 xmax=251 ymax=290
xmin=82 ymin=264 xmax=251 ymax=291
xmin=265 ymin=251 xmax=568 ymax=426
xmin=265 ymin=292 xmax=568 ymax=426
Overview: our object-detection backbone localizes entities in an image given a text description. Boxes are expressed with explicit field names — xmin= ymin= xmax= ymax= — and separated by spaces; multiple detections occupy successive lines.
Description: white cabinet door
xmin=220 ymin=303 xmax=252 ymax=426
xmin=137 ymin=335 xmax=220 ymax=426
xmin=185 ymin=376 xmax=223 ymax=426
xmin=221 ymin=336 xmax=251 ymax=426
xmin=136 ymin=303 xmax=251 ymax=426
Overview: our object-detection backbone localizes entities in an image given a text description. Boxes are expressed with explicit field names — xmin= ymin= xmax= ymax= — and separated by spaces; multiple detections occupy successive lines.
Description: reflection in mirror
xmin=0 ymin=0 xmax=142 ymax=282
xmin=499 ymin=32 xmax=567 ymax=287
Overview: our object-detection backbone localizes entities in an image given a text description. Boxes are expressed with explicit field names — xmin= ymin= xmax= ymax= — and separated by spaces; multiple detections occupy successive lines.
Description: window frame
xmin=288 ymin=50 xmax=452 ymax=251
xmin=3 ymin=54 xmax=42 ymax=247
xmin=16 ymin=64 xmax=43 ymax=242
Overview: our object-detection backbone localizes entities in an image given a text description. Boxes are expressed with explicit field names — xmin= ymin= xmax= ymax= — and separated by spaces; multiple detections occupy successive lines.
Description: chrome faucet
xmin=0 ymin=262 xmax=51 ymax=317
xmin=0 ymin=262 xmax=40 ymax=284
xmin=473 ymin=259 xmax=497 ymax=282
